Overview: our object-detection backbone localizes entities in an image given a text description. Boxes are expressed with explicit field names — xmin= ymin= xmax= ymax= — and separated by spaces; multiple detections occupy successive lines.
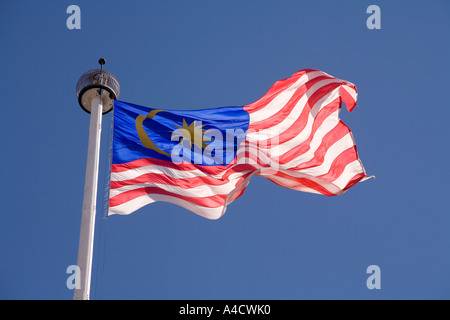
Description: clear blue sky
xmin=1 ymin=0 xmax=450 ymax=300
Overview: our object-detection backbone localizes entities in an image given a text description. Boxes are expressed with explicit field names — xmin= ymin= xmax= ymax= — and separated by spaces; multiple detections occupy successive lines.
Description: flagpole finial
xmin=76 ymin=58 xmax=120 ymax=114
xmin=98 ymin=58 xmax=106 ymax=70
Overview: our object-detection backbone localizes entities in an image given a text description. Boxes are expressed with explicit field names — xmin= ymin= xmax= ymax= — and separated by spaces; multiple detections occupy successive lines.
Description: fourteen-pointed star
xmin=172 ymin=119 xmax=212 ymax=151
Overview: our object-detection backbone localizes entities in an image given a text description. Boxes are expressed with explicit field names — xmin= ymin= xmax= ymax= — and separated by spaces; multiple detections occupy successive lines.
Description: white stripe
xmin=257 ymin=168 xmax=344 ymax=195
xmin=109 ymin=193 xmax=225 ymax=220
xmin=249 ymin=70 xmax=325 ymax=122
xmin=247 ymin=79 xmax=343 ymax=141
xmin=260 ymin=174 xmax=322 ymax=194
xmin=111 ymin=164 xmax=213 ymax=182
xmin=294 ymin=133 xmax=356 ymax=177
xmin=257 ymin=93 xmax=341 ymax=158
xmin=110 ymin=172 xmax=244 ymax=198
xmin=331 ymin=159 xmax=365 ymax=189
xmin=341 ymin=83 xmax=357 ymax=102
xmin=281 ymin=116 xmax=341 ymax=169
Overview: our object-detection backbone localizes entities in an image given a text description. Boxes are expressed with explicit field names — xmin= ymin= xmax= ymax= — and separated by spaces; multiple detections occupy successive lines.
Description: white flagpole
xmin=74 ymin=59 xmax=119 ymax=300
xmin=74 ymin=95 xmax=103 ymax=300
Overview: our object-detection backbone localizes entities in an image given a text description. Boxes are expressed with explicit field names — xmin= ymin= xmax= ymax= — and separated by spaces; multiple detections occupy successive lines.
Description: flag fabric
xmin=108 ymin=69 xmax=371 ymax=219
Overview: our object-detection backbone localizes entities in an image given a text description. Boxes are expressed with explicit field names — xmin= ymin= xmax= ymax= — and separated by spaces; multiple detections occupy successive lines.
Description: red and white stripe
xmin=108 ymin=69 xmax=370 ymax=219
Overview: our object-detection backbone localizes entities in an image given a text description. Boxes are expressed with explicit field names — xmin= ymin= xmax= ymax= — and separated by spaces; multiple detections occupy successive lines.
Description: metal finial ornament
xmin=76 ymin=58 xmax=120 ymax=114
xmin=98 ymin=58 xmax=106 ymax=68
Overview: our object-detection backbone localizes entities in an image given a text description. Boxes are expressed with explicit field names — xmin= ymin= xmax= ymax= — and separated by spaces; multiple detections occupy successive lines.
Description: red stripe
xmin=109 ymin=186 xmax=228 ymax=208
xmin=110 ymin=171 xmax=232 ymax=190
xmin=247 ymin=75 xmax=334 ymax=129
xmin=340 ymin=85 xmax=357 ymax=112
xmin=316 ymin=146 xmax=360 ymax=182
xmin=265 ymin=171 xmax=336 ymax=196
xmin=244 ymin=69 xmax=318 ymax=113
xmin=112 ymin=157 xmax=236 ymax=175
xmin=111 ymin=161 xmax=260 ymax=190
xmin=278 ymin=97 xmax=342 ymax=164
xmin=343 ymin=172 xmax=367 ymax=191
xmin=249 ymin=82 xmax=342 ymax=146
xmin=227 ymin=172 xmax=254 ymax=203
xmin=289 ymin=120 xmax=351 ymax=171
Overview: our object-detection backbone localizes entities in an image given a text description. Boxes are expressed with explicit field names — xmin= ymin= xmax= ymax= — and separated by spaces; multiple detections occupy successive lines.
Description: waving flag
xmin=108 ymin=69 xmax=371 ymax=219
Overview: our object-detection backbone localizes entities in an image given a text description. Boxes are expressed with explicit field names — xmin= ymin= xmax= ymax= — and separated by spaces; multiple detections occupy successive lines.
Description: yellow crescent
xmin=135 ymin=109 xmax=171 ymax=156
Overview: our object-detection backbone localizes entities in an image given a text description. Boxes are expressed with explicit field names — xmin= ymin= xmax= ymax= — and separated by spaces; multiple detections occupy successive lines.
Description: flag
xmin=108 ymin=69 xmax=371 ymax=219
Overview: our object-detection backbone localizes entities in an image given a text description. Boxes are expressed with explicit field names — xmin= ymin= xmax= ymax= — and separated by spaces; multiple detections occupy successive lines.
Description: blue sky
xmin=1 ymin=0 xmax=450 ymax=299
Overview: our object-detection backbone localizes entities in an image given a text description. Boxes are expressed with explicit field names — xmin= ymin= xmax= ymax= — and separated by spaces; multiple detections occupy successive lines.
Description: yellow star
xmin=172 ymin=119 xmax=212 ymax=150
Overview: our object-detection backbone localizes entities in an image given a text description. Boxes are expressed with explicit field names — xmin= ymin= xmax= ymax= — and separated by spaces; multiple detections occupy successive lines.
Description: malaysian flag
xmin=108 ymin=69 xmax=371 ymax=219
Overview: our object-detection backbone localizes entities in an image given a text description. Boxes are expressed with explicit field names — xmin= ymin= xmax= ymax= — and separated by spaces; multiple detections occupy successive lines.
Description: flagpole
xmin=74 ymin=59 xmax=119 ymax=300
xmin=74 ymin=94 xmax=102 ymax=300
